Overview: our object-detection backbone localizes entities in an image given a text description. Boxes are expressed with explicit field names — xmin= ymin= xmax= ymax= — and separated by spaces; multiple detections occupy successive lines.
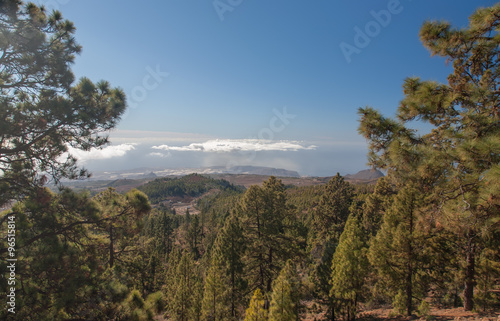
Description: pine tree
xmin=312 ymin=174 xmax=355 ymax=243
xmin=168 ymin=251 xmax=197 ymax=321
xmin=144 ymin=209 xmax=175 ymax=255
xmin=475 ymin=243 xmax=500 ymax=311
xmin=269 ymin=261 xmax=300 ymax=321
xmin=93 ymin=188 xmax=151 ymax=268
xmin=308 ymin=174 xmax=354 ymax=321
xmin=191 ymin=271 xmax=204 ymax=321
xmin=1 ymin=189 xmax=104 ymax=319
xmin=217 ymin=213 xmax=246 ymax=319
xmin=240 ymin=177 xmax=300 ymax=297
xmin=163 ymin=249 xmax=181 ymax=314
xmin=330 ymin=214 xmax=368 ymax=321
xmin=201 ymin=239 xmax=231 ymax=321
xmin=358 ymin=5 xmax=500 ymax=311
xmin=309 ymin=237 xmax=336 ymax=321
xmin=0 ymin=1 xmax=126 ymax=207
xmin=368 ymin=187 xmax=428 ymax=316
xmin=188 ymin=214 xmax=202 ymax=258
xmin=244 ymin=289 xmax=268 ymax=321
xmin=361 ymin=177 xmax=395 ymax=237
xmin=121 ymin=235 xmax=164 ymax=295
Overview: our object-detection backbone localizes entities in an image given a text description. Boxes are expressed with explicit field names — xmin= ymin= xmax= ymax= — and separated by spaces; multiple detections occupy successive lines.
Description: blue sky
xmin=38 ymin=0 xmax=498 ymax=176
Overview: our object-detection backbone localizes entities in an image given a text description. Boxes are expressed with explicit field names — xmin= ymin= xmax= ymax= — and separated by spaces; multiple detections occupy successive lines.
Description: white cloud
xmin=149 ymin=151 xmax=171 ymax=158
xmin=65 ymin=144 xmax=136 ymax=163
xmin=152 ymin=139 xmax=317 ymax=153
xmin=105 ymin=129 xmax=213 ymax=144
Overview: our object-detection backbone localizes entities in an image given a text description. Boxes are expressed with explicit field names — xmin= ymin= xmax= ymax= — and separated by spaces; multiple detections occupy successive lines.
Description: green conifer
xmin=244 ymin=289 xmax=268 ymax=321
xmin=269 ymin=261 xmax=300 ymax=321
xmin=358 ymin=5 xmax=500 ymax=310
xmin=330 ymin=214 xmax=368 ymax=321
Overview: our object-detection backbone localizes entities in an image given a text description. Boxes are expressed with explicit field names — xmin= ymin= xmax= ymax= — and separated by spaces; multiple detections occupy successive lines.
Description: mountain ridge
xmin=344 ymin=169 xmax=384 ymax=181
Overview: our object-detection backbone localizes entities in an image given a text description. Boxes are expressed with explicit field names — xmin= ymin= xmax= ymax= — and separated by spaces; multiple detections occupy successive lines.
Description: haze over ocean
xmin=36 ymin=0 xmax=498 ymax=176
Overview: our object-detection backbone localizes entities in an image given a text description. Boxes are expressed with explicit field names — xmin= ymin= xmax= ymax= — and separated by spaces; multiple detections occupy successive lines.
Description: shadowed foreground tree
xmin=0 ymin=189 xmax=103 ymax=320
xmin=0 ymin=0 xmax=126 ymax=207
xmin=0 ymin=187 xmax=151 ymax=320
xmin=358 ymin=4 xmax=500 ymax=311
xmin=93 ymin=188 xmax=151 ymax=269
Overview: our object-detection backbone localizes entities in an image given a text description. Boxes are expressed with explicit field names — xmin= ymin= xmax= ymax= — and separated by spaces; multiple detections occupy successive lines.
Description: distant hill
xmin=106 ymin=179 xmax=140 ymax=188
xmin=345 ymin=169 xmax=384 ymax=181
xmin=58 ymin=168 xmax=382 ymax=195
xmin=137 ymin=173 xmax=243 ymax=204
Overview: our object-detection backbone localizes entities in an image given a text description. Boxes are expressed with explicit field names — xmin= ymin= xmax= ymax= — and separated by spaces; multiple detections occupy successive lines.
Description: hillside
xmin=57 ymin=170 xmax=382 ymax=195
xmin=137 ymin=173 xmax=243 ymax=205
xmin=345 ymin=169 xmax=384 ymax=182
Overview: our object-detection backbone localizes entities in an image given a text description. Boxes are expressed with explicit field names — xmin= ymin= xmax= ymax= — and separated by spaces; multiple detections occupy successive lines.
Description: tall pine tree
xmin=201 ymin=227 xmax=233 ymax=321
xmin=358 ymin=4 xmax=500 ymax=310
xmin=218 ymin=213 xmax=247 ymax=318
xmin=330 ymin=214 xmax=368 ymax=321
xmin=0 ymin=1 xmax=126 ymax=207
xmin=268 ymin=260 xmax=301 ymax=321
xmin=308 ymin=174 xmax=355 ymax=321
xmin=168 ymin=251 xmax=199 ymax=321
xmin=368 ymin=186 xmax=429 ymax=316
xmin=240 ymin=177 xmax=299 ymax=298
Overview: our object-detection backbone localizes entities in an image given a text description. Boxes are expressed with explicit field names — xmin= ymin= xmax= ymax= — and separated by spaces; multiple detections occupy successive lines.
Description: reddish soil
xmin=299 ymin=302 xmax=499 ymax=321
xmin=156 ymin=304 xmax=498 ymax=321
xmin=357 ymin=306 xmax=499 ymax=321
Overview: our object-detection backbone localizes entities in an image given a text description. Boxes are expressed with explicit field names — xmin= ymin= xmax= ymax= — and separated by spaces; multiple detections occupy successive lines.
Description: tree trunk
xmin=109 ymin=225 xmax=114 ymax=268
xmin=264 ymin=247 xmax=273 ymax=310
xmin=257 ymin=208 xmax=265 ymax=291
xmin=213 ymin=284 xmax=216 ymax=321
xmin=231 ymin=267 xmax=236 ymax=318
xmin=406 ymin=203 xmax=414 ymax=316
xmin=267 ymin=247 xmax=273 ymax=293
xmin=354 ymin=292 xmax=358 ymax=321
xmin=463 ymin=236 xmax=475 ymax=311
xmin=406 ymin=261 xmax=413 ymax=316
xmin=453 ymin=286 xmax=459 ymax=308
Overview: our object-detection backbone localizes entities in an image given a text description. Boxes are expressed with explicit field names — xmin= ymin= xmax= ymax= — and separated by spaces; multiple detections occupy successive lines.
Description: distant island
xmin=88 ymin=165 xmax=301 ymax=180
xmin=85 ymin=165 xmax=384 ymax=181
